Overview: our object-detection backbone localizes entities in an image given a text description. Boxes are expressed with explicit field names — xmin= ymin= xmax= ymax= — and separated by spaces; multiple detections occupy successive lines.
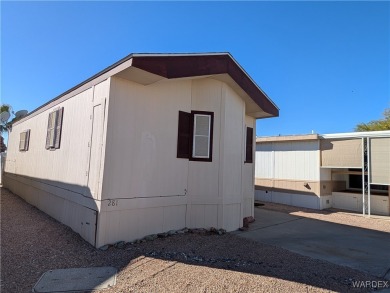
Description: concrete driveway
xmin=235 ymin=208 xmax=390 ymax=280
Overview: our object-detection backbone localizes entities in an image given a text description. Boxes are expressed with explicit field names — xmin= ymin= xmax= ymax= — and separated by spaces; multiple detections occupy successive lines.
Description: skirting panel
xmin=332 ymin=192 xmax=390 ymax=216
xmin=96 ymin=205 xmax=187 ymax=247
xmin=255 ymin=190 xmax=321 ymax=210
xmin=3 ymin=173 xmax=97 ymax=246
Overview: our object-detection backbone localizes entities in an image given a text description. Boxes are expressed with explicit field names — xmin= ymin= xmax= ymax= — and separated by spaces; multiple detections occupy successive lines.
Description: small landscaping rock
xmin=144 ymin=234 xmax=158 ymax=241
xmin=99 ymin=245 xmax=110 ymax=251
xmin=190 ymin=228 xmax=207 ymax=235
xmin=209 ymin=227 xmax=218 ymax=234
xmin=218 ymin=229 xmax=226 ymax=235
xmin=114 ymin=241 xmax=125 ymax=249
xmin=177 ymin=228 xmax=188 ymax=234
xmin=168 ymin=230 xmax=177 ymax=235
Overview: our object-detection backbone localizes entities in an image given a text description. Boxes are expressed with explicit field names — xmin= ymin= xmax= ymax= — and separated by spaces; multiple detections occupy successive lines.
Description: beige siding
xmin=370 ymin=137 xmax=390 ymax=185
xmin=98 ymin=77 xmax=250 ymax=245
xmin=221 ymin=85 xmax=244 ymax=202
xmin=188 ymin=79 xmax=222 ymax=204
xmin=187 ymin=79 xmax=224 ymax=230
xmin=5 ymin=174 xmax=97 ymax=243
xmin=320 ymin=168 xmax=332 ymax=181
xmin=255 ymin=178 xmax=332 ymax=196
xmin=97 ymin=205 xmax=187 ymax=245
xmin=189 ymin=205 xmax=219 ymax=229
xmin=102 ymin=77 xmax=190 ymax=200
xmin=321 ymin=139 xmax=362 ymax=168
xmin=7 ymin=73 xmax=255 ymax=247
xmin=5 ymin=80 xmax=109 ymax=207
xmin=98 ymin=77 xmax=192 ymax=246
xmin=6 ymin=88 xmax=93 ymax=187
xmin=255 ymin=140 xmax=320 ymax=181
xmin=3 ymin=80 xmax=110 ymax=245
xmin=331 ymin=192 xmax=389 ymax=214
xmin=255 ymin=142 xmax=274 ymax=178
xmin=242 ymin=116 xmax=255 ymax=218
xmin=274 ymin=141 xmax=320 ymax=180
xmin=218 ymin=85 xmax=245 ymax=230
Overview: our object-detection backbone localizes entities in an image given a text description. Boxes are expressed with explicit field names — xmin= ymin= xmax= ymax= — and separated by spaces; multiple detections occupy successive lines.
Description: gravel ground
xmin=1 ymin=188 xmax=388 ymax=293
xmin=255 ymin=201 xmax=390 ymax=233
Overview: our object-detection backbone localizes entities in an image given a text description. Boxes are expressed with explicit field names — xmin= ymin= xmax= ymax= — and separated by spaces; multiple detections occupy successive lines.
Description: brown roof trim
xmin=14 ymin=53 xmax=278 ymax=125
xmin=131 ymin=54 xmax=279 ymax=117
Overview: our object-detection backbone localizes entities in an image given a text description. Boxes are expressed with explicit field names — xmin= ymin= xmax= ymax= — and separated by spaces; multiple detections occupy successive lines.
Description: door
xmin=87 ymin=101 xmax=105 ymax=199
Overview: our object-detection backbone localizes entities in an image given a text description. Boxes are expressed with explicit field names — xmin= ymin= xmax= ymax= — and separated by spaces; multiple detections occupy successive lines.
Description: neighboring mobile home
xmin=4 ymin=53 xmax=279 ymax=247
xmin=255 ymin=131 xmax=390 ymax=216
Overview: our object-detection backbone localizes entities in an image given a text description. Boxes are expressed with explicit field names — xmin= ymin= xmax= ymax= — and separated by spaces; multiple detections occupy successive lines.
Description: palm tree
xmin=0 ymin=135 xmax=6 ymax=153
xmin=355 ymin=108 xmax=390 ymax=131
xmin=0 ymin=104 xmax=12 ymax=132
xmin=0 ymin=104 xmax=13 ymax=153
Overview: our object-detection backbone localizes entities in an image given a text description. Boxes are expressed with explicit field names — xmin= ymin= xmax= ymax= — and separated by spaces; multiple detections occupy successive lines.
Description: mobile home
xmin=255 ymin=132 xmax=390 ymax=216
xmin=4 ymin=53 xmax=279 ymax=247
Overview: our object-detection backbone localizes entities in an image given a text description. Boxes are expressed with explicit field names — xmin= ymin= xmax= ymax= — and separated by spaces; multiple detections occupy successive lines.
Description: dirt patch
xmin=1 ymin=188 xmax=387 ymax=292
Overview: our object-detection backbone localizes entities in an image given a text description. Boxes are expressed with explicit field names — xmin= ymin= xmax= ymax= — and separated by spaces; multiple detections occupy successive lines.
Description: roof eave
xmin=131 ymin=54 xmax=279 ymax=118
xmin=14 ymin=53 xmax=279 ymax=125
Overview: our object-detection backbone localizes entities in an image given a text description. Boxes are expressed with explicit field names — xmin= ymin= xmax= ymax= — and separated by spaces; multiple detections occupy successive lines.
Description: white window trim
xmin=19 ymin=129 xmax=30 ymax=151
xmin=46 ymin=107 xmax=63 ymax=150
xmin=192 ymin=114 xmax=211 ymax=159
xmin=48 ymin=111 xmax=57 ymax=148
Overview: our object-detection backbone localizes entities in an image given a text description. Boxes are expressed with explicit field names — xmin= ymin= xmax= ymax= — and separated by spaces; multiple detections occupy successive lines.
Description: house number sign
xmin=107 ymin=200 xmax=119 ymax=206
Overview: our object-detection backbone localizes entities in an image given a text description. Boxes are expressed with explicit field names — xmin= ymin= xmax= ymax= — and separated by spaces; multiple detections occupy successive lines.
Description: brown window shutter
xmin=245 ymin=127 xmax=253 ymax=163
xmin=54 ymin=107 xmax=64 ymax=149
xmin=46 ymin=112 xmax=54 ymax=149
xmin=177 ymin=111 xmax=191 ymax=158
xmin=25 ymin=130 xmax=30 ymax=151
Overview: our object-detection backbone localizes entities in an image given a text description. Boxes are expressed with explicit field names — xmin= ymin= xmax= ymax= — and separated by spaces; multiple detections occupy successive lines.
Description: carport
xmin=320 ymin=131 xmax=390 ymax=216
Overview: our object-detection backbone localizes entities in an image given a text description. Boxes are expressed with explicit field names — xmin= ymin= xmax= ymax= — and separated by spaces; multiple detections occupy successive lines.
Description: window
xmin=45 ymin=107 xmax=64 ymax=150
xmin=245 ymin=127 xmax=253 ymax=163
xmin=177 ymin=110 xmax=213 ymax=161
xmin=192 ymin=113 xmax=212 ymax=159
xmin=19 ymin=130 xmax=30 ymax=151
xmin=348 ymin=168 xmax=388 ymax=195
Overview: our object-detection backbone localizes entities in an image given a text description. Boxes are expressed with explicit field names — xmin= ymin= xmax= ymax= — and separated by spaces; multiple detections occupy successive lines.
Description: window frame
xmin=19 ymin=129 xmax=30 ymax=152
xmin=45 ymin=107 xmax=64 ymax=150
xmin=191 ymin=111 xmax=213 ymax=162
xmin=46 ymin=111 xmax=56 ymax=148
xmin=176 ymin=110 xmax=214 ymax=162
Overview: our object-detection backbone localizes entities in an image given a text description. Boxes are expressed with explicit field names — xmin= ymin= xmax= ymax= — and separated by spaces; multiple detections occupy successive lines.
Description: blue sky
xmin=1 ymin=1 xmax=389 ymax=137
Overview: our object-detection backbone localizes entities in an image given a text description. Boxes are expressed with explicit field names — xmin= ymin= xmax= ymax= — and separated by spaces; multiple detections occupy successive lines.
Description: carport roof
xmin=256 ymin=130 xmax=390 ymax=143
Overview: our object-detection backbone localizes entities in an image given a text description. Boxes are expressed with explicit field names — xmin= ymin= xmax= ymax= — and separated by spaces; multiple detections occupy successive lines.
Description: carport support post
xmin=361 ymin=137 xmax=371 ymax=217
xmin=367 ymin=137 xmax=371 ymax=217
xmin=362 ymin=137 xmax=365 ymax=216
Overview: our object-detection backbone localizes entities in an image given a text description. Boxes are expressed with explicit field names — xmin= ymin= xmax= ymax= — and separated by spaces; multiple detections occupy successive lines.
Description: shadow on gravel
xmin=237 ymin=207 xmax=390 ymax=281
xmin=1 ymin=188 xmax=388 ymax=293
